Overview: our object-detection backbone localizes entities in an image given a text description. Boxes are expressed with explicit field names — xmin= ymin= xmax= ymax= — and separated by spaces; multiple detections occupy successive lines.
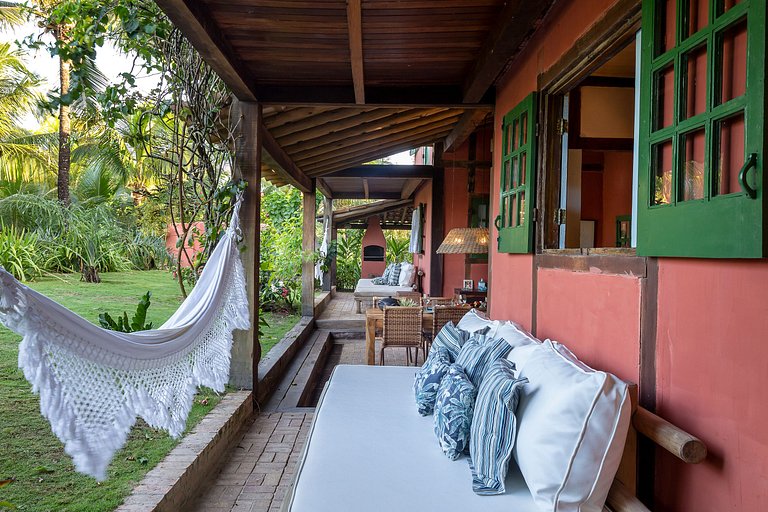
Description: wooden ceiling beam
xmin=253 ymin=84 xmax=494 ymax=107
xmin=270 ymin=107 xmax=377 ymax=138
xmin=280 ymin=109 xmax=444 ymax=154
xmin=316 ymin=178 xmax=333 ymax=199
xmin=303 ymin=122 xmax=458 ymax=172
xmin=323 ymin=165 xmax=435 ymax=179
xmin=462 ymin=0 xmax=557 ymax=102
xmin=154 ymin=0 xmax=257 ymax=101
xmin=347 ymin=0 xmax=365 ymax=104
xmin=444 ymin=110 xmax=491 ymax=151
xmin=363 ymin=179 xmax=370 ymax=199
xmin=259 ymin=123 xmax=313 ymax=193
xmin=401 ymin=178 xmax=424 ymax=199
xmin=332 ymin=191 xmax=403 ymax=200
xmin=264 ymin=106 xmax=337 ymax=129
xmin=279 ymin=108 xmax=411 ymax=147
xmin=291 ymin=110 xmax=459 ymax=162
xmin=305 ymin=126 xmax=454 ymax=175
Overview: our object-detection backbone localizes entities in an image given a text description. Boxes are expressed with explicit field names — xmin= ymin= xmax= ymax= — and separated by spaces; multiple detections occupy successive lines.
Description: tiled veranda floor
xmin=186 ymin=294 xmax=417 ymax=511
xmin=189 ymin=412 xmax=313 ymax=512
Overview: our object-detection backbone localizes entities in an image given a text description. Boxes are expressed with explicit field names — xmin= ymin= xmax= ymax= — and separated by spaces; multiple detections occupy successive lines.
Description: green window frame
xmin=496 ymin=92 xmax=537 ymax=253
xmin=637 ymin=0 xmax=766 ymax=257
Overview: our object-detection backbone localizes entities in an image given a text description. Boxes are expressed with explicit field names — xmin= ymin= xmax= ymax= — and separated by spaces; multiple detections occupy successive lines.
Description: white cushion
xmin=398 ymin=262 xmax=416 ymax=287
xmin=494 ymin=321 xmax=539 ymax=349
xmin=457 ymin=309 xmax=500 ymax=338
xmin=509 ymin=340 xmax=631 ymax=512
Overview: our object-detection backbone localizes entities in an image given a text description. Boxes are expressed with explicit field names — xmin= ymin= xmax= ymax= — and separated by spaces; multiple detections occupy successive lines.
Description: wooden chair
xmin=377 ymin=306 xmax=424 ymax=366
xmin=424 ymin=304 xmax=471 ymax=355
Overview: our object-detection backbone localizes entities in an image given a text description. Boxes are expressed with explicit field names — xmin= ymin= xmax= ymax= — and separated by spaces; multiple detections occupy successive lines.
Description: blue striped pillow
xmin=387 ymin=263 xmax=402 ymax=285
xmin=414 ymin=347 xmax=452 ymax=416
xmin=454 ymin=333 xmax=512 ymax=388
xmin=433 ymin=364 xmax=477 ymax=460
xmin=469 ymin=359 xmax=527 ymax=495
xmin=432 ymin=321 xmax=471 ymax=360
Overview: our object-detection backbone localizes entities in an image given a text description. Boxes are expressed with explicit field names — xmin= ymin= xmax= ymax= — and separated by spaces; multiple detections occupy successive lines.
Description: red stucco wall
xmin=490 ymin=1 xmax=768 ymax=510
xmin=654 ymin=259 xmax=768 ymax=512
xmin=413 ymin=182 xmax=432 ymax=294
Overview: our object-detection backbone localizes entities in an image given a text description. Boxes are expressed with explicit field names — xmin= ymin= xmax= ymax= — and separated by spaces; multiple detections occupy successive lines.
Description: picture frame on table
xmin=462 ymin=279 xmax=474 ymax=291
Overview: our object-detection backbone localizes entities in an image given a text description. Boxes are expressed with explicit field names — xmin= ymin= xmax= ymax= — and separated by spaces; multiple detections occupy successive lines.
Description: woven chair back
xmin=432 ymin=305 xmax=471 ymax=335
xmin=382 ymin=306 xmax=423 ymax=348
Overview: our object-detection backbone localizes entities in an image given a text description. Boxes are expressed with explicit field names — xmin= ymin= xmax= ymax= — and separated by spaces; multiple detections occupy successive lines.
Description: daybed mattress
xmin=282 ymin=365 xmax=540 ymax=512
xmin=353 ymin=278 xmax=413 ymax=296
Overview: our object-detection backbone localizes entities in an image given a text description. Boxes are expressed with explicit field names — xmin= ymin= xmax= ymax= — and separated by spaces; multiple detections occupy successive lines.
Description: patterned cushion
xmin=387 ymin=263 xmax=402 ymax=286
xmin=469 ymin=359 xmax=527 ymax=495
xmin=413 ymin=347 xmax=452 ymax=416
xmin=381 ymin=263 xmax=395 ymax=282
xmin=371 ymin=277 xmax=387 ymax=285
xmin=454 ymin=333 xmax=512 ymax=388
xmin=432 ymin=321 xmax=472 ymax=361
xmin=433 ymin=364 xmax=476 ymax=460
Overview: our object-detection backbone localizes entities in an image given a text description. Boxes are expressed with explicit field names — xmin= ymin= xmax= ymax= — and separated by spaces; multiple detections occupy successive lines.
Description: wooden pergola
xmin=154 ymin=0 xmax=558 ymax=389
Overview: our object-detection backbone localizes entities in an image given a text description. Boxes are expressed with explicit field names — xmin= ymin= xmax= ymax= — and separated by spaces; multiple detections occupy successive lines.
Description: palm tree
xmin=0 ymin=1 xmax=24 ymax=29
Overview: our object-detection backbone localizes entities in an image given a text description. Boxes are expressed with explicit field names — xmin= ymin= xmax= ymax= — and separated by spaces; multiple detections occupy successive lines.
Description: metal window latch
xmin=555 ymin=208 xmax=567 ymax=225
xmin=557 ymin=118 xmax=568 ymax=135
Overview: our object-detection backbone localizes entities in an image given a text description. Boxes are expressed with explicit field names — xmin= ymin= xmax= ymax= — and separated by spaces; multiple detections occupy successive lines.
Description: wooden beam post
xmin=430 ymin=142 xmax=445 ymax=296
xmin=302 ymin=184 xmax=317 ymax=317
xmin=322 ymin=196 xmax=334 ymax=292
xmin=346 ymin=0 xmax=365 ymax=104
xmin=230 ymin=100 xmax=262 ymax=391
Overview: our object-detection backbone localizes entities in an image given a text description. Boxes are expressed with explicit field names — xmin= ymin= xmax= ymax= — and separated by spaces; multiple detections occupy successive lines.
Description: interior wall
xmin=602 ymin=151 xmax=634 ymax=246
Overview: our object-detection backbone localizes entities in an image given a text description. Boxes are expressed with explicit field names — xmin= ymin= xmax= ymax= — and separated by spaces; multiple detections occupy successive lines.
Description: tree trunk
xmin=57 ymin=46 xmax=71 ymax=205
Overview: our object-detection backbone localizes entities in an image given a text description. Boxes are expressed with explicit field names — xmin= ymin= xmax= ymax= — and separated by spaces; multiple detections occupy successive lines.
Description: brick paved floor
xmin=189 ymin=412 xmax=313 ymax=512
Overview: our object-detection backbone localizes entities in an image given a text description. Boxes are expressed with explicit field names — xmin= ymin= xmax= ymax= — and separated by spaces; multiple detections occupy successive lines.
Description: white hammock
xmin=0 ymin=200 xmax=250 ymax=480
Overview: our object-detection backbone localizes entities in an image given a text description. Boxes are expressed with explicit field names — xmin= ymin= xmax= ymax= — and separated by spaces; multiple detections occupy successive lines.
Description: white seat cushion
xmin=284 ymin=365 xmax=541 ymax=512
xmin=353 ymin=278 xmax=414 ymax=297
xmin=508 ymin=341 xmax=631 ymax=512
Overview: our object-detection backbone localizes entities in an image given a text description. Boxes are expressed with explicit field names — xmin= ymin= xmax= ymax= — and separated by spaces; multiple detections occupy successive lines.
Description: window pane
xmin=683 ymin=44 xmax=708 ymax=119
xmin=681 ymin=128 xmax=706 ymax=201
xmin=655 ymin=64 xmax=675 ymax=130
xmin=518 ymin=192 xmax=526 ymax=226
xmin=500 ymin=195 xmax=507 ymax=228
xmin=657 ymin=0 xmax=677 ymax=55
xmin=714 ymin=111 xmax=745 ymax=195
xmin=653 ymin=140 xmax=674 ymax=205
xmin=718 ymin=0 xmax=743 ymax=16
xmin=509 ymin=194 xmax=517 ymax=227
xmin=520 ymin=152 xmax=527 ymax=186
xmin=686 ymin=0 xmax=709 ymax=37
xmin=520 ymin=112 xmax=528 ymax=146
xmin=511 ymin=119 xmax=519 ymax=151
xmin=717 ymin=18 xmax=747 ymax=105
xmin=502 ymin=159 xmax=510 ymax=191
xmin=511 ymin=156 xmax=519 ymax=188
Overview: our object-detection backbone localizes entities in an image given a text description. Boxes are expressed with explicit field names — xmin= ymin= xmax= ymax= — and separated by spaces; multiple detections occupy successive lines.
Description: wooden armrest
xmin=606 ymin=479 xmax=651 ymax=512
xmin=633 ymin=407 xmax=707 ymax=464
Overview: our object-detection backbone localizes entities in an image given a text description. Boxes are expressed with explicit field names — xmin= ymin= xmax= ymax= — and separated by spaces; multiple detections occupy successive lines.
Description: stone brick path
xmin=189 ymin=412 xmax=313 ymax=512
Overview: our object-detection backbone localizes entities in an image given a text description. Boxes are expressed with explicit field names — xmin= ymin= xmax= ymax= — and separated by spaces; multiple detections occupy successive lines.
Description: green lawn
xmin=0 ymin=270 xmax=298 ymax=512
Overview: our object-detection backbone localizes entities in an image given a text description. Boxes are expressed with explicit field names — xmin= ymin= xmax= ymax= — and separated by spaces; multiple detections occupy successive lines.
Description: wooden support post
xmin=302 ymin=185 xmax=317 ymax=317
xmin=231 ymin=100 xmax=262 ymax=391
xmin=322 ymin=196 xmax=333 ymax=292
xmin=430 ymin=143 xmax=445 ymax=296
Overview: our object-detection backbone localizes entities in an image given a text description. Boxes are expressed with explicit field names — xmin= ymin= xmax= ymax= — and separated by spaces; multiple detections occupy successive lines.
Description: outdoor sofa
xmin=352 ymin=262 xmax=417 ymax=313
xmin=282 ymin=311 xmax=706 ymax=512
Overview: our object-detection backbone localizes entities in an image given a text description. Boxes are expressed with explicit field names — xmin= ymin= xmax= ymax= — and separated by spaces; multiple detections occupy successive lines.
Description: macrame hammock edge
xmin=0 ymin=198 xmax=250 ymax=480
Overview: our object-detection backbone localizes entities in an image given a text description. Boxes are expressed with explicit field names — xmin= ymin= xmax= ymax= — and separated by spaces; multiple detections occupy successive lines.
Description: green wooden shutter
xmin=637 ymin=0 xmax=765 ymax=258
xmin=497 ymin=92 xmax=537 ymax=253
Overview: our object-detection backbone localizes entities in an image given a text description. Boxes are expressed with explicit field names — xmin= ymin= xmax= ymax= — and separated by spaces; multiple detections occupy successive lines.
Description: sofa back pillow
xmin=510 ymin=340 xmax=631 ymax=512
xmin=400 ymin=263 xmax=416 ymax=287
xmin=387 ymin=263 xmax=402 ymax=286
xmin=456 ymin=309 xmax=500 ymax=338
xmin=494 ymin=321 xmax=539 ymax=349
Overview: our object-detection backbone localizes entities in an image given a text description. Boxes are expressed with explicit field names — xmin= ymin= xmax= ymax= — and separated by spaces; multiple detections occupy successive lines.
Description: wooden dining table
xmin=365 ymin=308 xmax=433 ymax=365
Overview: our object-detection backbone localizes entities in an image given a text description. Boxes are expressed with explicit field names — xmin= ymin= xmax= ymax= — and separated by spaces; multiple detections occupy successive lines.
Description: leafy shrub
xmin=335 ymin=229 xmax=362 ymax=291
xmin=127 ymin=233 xmax=170 ymax=270
xmin=385 ymin=232 xmax=412 ymax=265
xmin=99 ymin=291 xmax=154 ymax=332
xmin=0 ymin=223 xmax=41 ymax=281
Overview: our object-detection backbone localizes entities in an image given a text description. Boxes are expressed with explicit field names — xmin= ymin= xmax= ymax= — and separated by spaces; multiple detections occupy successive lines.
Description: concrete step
xmin=314 ymin=318 xmax=365 ymax=332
